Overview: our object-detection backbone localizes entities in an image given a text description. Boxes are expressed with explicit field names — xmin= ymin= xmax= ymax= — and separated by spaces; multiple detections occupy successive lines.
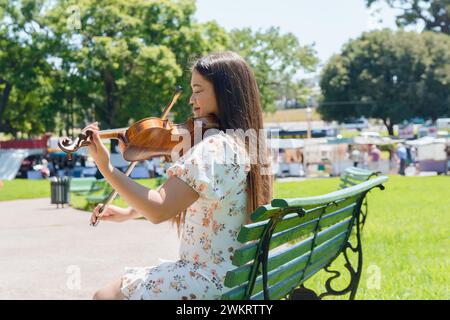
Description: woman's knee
xmin=92 ymin=289 xmax=105 ymax=300
xmin=93 ymin=278 xmax=124 ymax=300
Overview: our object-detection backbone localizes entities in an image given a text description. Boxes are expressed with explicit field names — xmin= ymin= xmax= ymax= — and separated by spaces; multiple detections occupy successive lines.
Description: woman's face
xmin=189 ymin=70 xmax=219 ymax=118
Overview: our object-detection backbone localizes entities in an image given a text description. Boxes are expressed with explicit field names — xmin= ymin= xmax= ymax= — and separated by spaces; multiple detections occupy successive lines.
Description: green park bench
xmin=69 ymin=177 xmax=99 ymax=195
xmin=85 ymin=180 xmax=114 ymax=205
xmin=339 ymin=167 xmax=380 ymax=189
xmin=221 ymin=175 xmax=388 ymax=300
xmin=339 ymin=167 xmax=381 ymax=230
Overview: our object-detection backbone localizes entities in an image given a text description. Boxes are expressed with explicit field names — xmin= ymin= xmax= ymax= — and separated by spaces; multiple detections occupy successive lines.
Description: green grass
xmin=0 ymin=179 xmax=51 ymax=201
xmin=0 ymin=178 xmax=161 ymax=208
xmin=1 ymin=175 xmax=449 ymax=299
xmin=274 ymin=175 xmax=450 ymax=300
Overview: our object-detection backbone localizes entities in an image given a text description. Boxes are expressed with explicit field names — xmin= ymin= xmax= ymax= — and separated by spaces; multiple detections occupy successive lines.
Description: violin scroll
xmin=57 ymin=131 xmax=93 ymax=160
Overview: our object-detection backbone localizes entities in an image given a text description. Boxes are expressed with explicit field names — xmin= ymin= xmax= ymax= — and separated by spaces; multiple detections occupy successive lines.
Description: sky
xmin=194 ymin=0 xmax=421 ymax=73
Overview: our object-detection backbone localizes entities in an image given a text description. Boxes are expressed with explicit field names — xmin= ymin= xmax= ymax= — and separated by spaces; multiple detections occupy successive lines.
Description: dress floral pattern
xmin=120 ymin=131 xmax=250 ymax=300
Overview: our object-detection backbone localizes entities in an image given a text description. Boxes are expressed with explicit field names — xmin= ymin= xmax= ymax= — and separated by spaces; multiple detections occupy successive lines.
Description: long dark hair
xmin=173 ymin=51 xmax=273 ymax=231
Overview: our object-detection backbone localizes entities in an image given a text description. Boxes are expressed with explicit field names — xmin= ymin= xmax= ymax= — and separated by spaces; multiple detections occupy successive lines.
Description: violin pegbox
xmin=57 ymin=130 xmax=93 ymax=160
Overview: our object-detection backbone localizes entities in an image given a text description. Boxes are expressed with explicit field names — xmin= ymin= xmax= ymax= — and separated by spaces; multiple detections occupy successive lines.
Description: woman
xmin=87 ymin=51 xmax=273 ymax=300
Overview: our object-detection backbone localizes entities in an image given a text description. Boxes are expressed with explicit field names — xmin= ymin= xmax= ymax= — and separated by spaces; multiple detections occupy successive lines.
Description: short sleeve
xmin=166 ymin=133 xmax=249 ymax=200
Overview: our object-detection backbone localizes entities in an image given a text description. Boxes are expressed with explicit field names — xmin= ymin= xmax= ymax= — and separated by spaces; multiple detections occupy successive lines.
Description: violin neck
xmin=98 ymin=128 xmax=127 ymax=140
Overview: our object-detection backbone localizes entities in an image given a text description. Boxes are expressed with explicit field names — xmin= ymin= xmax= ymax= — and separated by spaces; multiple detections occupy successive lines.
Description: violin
xmin=57 ymin=87 xmax=219 ymax=227
xmin=58 ymin=87 xmax=218 ymax=161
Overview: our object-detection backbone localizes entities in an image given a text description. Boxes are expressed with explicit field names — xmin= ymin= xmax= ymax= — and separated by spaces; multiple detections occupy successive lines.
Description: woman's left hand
xmin=82 ymin=122 xmax=111 ymax=171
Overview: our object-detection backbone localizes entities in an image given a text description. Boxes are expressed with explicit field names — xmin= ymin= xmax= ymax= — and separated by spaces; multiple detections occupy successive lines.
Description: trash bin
xmin=50 ymin=176 xmax=70 ymax=208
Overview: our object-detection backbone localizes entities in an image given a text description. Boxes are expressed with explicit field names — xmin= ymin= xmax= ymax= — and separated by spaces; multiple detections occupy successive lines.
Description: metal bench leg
xmin=289 ymin=285 xmax=320 ymax=300
xmin=360 ymin=198 xmax=369 ymax=232
xmin=319 ymin=203 xmax=364 ymax=300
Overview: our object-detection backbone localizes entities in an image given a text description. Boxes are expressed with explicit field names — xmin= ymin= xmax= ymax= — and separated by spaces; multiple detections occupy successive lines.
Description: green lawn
xmin=0 ymin=179 xmax=51 ymax=201
xmin=0 ymin=175 xmax=449 ymax=299
xmin=275 ymin=175 xmax=450 ymax=300
xmin=0 ymin=178 xmax=160 ymax=208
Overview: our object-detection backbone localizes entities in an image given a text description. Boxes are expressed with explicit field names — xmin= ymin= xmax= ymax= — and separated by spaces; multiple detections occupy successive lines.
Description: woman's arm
xmin=91 ymin=204 xmax=142 ymax=224
xmin=100 ymin=164 xmax=199 ymax=224
xmin=83 ymin=122 xmax=199 ymax=224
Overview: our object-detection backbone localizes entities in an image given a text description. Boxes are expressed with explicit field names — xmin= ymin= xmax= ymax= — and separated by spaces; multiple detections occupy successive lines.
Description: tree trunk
xmin=103 ymin=69 xmax=121 ymax=154
xmin=382 ymin=118 xmax=395 ymax=136
xmin=0 ymin=81 xmax=12 ymax=132
xmin=103 ymin=69 xmax=120 ymax=129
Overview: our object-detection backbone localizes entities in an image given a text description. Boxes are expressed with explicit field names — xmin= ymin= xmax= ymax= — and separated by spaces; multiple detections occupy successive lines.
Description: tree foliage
xmin=229 ymin=27 xmax=318 ymax=112
xmin=0 ymin=0 xmax=318 ymax=137
xmin=0 ymin=0 xmax=56 ymax=137
xmin=319 ymin=29 xmax=450 ymax=135
xmin=45 ymin=0 xmax=230 ymax=130
xmin=366 ymin=0 xmax=450 ymax=35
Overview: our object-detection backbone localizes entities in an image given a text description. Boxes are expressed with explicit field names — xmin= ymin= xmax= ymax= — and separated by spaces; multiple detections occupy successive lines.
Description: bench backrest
xmin=221 ymin=175 xmax=388 ymax=300
xmin=339 ymin=167 xmax=380 ymax=189
xmin=90 ymin=179 xmax=113 ymax=195
xmin=69 ymin=177 xmax=97 ymax=192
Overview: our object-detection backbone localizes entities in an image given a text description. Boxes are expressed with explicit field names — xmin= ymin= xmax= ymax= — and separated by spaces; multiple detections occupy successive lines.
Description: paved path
xmin=0 ymin=198 xmax=179 ymax=299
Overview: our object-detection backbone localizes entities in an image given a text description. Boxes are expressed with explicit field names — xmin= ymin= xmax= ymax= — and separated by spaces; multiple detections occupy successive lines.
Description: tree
xmin=229 ymin=27 xmax=318 ymax=112
xmin=44 ymin=0 xmax=230 ymax=131
xmin=415 ymin=31 xmax=450 ymax=120
xmin=319 ymin=29 xmax=450 ymax=135
xmin=0 ymin=0 xmax=56 ymax=136
xmin=366 ymin=0 xmax=450 ymax=35
xmin=1 ymin=0 xmax=318 ymax=138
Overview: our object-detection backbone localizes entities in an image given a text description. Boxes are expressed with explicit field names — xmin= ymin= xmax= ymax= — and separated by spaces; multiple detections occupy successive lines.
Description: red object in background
xmin=0 ymin=133 xmax=51 ymax=150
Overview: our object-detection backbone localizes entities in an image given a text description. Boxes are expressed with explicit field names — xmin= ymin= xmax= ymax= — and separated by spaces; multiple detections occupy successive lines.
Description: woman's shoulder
xmin=190 ymin=130 xmax=249 ymax=165
xmin=204 ymin=131 xmax=248 ymax=154
xmin=201 ymin=130 xmax=236 ymax=146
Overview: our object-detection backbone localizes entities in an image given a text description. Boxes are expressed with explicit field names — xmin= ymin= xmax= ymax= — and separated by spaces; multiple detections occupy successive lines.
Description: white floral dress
xmin=120 ymin=131 xmax=250 ymax=300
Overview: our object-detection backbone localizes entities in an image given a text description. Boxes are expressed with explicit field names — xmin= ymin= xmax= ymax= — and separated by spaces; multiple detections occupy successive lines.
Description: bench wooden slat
xmin=223 ymin=232 xmax=348 ymax=300
xmin=85 ymin=180 xmax=113 ymax=204
xmin=237 ymin=197 xmax=357 ymax=242
xmin=70 ymin=178 xmax=98 ymax=194
xmin=270 ymin=176 xmax=388 ymax=208
xmin=343 ymin=170 xmax=371 ymax=178
xmin=249 ymin=204 xmax=282 ymax=223
xmin=341 ymin=176 xmax=367 ymax=186
xmin=340 ymin=168 xmax=379 ymax=188
xmin=251 ymin=236 xmax=346 ymax=300
xmin=232 ymin=202 xmax=356 ymax=266
xmin=225 ymin=217 xmax=352 ymax=287
xmin=339 ymin=177 xmax=359 ymax=185
xmin=345 ymin=167 xmax=376 ymax=175
xmin=86 ymin=195 xmax=108 ymax=203
xmin=259 ymin=253 xmax=336 ymax=300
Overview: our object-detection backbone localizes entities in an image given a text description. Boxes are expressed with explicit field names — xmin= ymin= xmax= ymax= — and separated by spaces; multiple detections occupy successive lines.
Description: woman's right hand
xmin=91 ymin=204 xmax=136 ymax=224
